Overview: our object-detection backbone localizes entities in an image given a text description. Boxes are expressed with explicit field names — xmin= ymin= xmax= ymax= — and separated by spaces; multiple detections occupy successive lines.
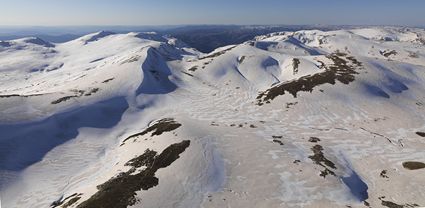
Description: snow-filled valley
xmin=0 ymin=27 xmax=424 ymax=208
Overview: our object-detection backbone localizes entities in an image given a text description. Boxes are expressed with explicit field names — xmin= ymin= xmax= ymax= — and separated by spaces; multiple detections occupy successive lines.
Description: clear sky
xmin=0 ymin=0 xmax=424 ymax=26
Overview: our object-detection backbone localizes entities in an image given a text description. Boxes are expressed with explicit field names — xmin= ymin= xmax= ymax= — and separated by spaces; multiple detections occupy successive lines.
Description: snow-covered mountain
xmin=0 ymin=27 xmax=424 ymax=208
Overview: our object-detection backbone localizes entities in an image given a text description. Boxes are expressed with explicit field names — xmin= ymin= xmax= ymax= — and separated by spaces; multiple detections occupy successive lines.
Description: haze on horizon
xmin=0 ymin=0 xmax=424 ymax=27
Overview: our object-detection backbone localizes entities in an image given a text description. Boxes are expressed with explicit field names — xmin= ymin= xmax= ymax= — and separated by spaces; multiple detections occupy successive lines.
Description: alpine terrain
xmin=0 ymin=27 xmax=424 ymax=208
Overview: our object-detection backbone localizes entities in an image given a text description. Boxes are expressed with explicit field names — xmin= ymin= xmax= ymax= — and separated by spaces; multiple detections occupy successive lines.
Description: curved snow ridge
xmin=136 ymin=47 xmax=178 ymax=95
xmin=0 ymin=31 xmax=199 ymax=123
xmin=77 ymin=31 xmax=116 ymax=44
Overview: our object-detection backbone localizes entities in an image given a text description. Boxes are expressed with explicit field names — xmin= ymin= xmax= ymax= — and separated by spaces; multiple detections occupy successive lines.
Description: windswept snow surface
xmin=0 ymin=27 xmax=425 ymax=208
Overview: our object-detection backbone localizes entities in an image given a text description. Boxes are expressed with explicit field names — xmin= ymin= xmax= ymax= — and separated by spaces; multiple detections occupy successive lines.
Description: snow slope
xmin=0 ymin=27 xmax=424 ymax=208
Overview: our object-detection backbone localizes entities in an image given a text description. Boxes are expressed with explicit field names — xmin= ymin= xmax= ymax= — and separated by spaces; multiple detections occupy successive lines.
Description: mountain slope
xmin=0 ymin=27 xmax=424 ymax=208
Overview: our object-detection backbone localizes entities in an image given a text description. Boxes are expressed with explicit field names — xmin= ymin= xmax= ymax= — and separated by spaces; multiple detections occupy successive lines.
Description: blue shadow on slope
xmin=363 ymin=83 xmax=390 ymax=98
xmin=136 ymin=48 xmax=177 ymax=95
xmin=0 ymin=97 xmax=128 ymax=171
xmin=285 ymin=37 xmax=322 ymax=55
xmin=385 ymin=77 xmax=408 ymax=93
xmin=371 ymin=62 xmax=411 ymax=93
xmin=262 ymin=56 xmax=279 ymax=68
xmin=342 ymin=170 xmax=369 ymax=202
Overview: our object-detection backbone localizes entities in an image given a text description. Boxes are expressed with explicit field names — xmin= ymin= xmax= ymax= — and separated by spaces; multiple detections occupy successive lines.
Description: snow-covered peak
xmin=0 ymin=40 xmax=11 ymax=47
xmin=76 ymin=30 xmax=116 ymax=44
xmin=0 ymin=37 xmax=55 ymax=49
xmin=19 ymin=37 xmax=55 ymax=47
xmin=256 ymin=27 xmax=425 ymax=46
xmin=350 ymin=27 xmax=425 ymax=43
xmin=131 ymin=31 xmax=168 ymax=42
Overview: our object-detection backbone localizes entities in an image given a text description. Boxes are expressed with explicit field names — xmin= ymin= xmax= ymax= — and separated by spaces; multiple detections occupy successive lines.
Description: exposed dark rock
xmin=415 ymin=132 xmax=425 ymax=137
xmin=77 ymin=140 xmax=190 ymax=208
xmin=0 ymin=93 xmax=45 ymax=98
xmin=188 ymin=66 xmax=198 ymax=72
xmin=257 ymin=53 xmax=361 ymax=105
xmin=308 ymin=137 xmax=321 ymax=143
xmin=308 ymin=144 xmax=336 ymax=177
xmin=51 ymin=96 xmax=78 ymax=104
xmin=45 ymin=63 xmax=64 ymax=72
xmin=102 ymin=78 xmax=114 ymax=83
xmin=364 ymin=201 xmax=371 ymax=207
xmin=120 ymin=55 xmax=141 ymax=64
xmin=285 ymin=102 xmax=298 ymax=109
xmin=51 ymin=193 xmax=82 ymax=208
xmin=272 ymin=139 xmax=284 ymax=146
xmin=121 ymin=118 xmax=182 ymax=145
xmin=182 ymin=71 xmax=194 ymax=77
xmin=84 ymin=88 xmax=99 ymax=96
xmin=378 ymin=196 xmax=420 ymax=208
xmin=62 ymin=196 xmax=82 ymax=208
xmin=360 ymin=127 xmax=393 ymax=143
xmin=408 ymin=52 xmax=419 ymax=58
xmin=125 ymin=149 xmax=157 ymax=169
xmin=402 ymin=161 xmax=425 ymax=170
xmin=211 ymin=122 xmax=219 ymax=126
xmin=380 ymin=50 xmax=397 ymax=58
xmin=381 ymin=200 xmax=404 ymax=208
xmin=90 ymin=57 xmax=105 ymax=63
xmin=51 ymin=88 xmax=100 ymax=104
xmin=0 ymin=94 xmax=20 ymax=98
xmin=292 ymin=58 xmax=300 ymax=75
xmin=380 ymin=170 xmax=389 ymax=178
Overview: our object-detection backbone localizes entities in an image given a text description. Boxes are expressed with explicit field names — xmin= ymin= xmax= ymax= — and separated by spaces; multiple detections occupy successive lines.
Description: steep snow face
xmin=0 ymin=27 xmax=425 ymax=208
xmin=0 ymin=31 xmax=198 ymax=123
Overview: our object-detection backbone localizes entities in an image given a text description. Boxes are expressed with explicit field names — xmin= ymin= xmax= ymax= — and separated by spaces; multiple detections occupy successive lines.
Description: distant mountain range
xmin=0 ymin=25 xmax=361 ymax=53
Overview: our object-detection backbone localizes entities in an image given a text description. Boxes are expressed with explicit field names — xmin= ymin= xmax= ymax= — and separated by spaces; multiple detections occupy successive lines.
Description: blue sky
xmin=1 ymin=0 xmax=424 ymax=26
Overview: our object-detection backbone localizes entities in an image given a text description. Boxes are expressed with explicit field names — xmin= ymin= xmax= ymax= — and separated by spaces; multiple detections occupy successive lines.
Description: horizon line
xmin=0 ymin=23 xmax=424 ymax=28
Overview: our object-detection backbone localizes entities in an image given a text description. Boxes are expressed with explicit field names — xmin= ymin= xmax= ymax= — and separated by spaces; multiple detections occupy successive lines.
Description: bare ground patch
xmin=76 ymin=140 xmax=190 ymax=208
xmin=121 ymin=118 xmax=182 ymax=145
xmin=257 ymin=52 xmax=362 ymax=105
